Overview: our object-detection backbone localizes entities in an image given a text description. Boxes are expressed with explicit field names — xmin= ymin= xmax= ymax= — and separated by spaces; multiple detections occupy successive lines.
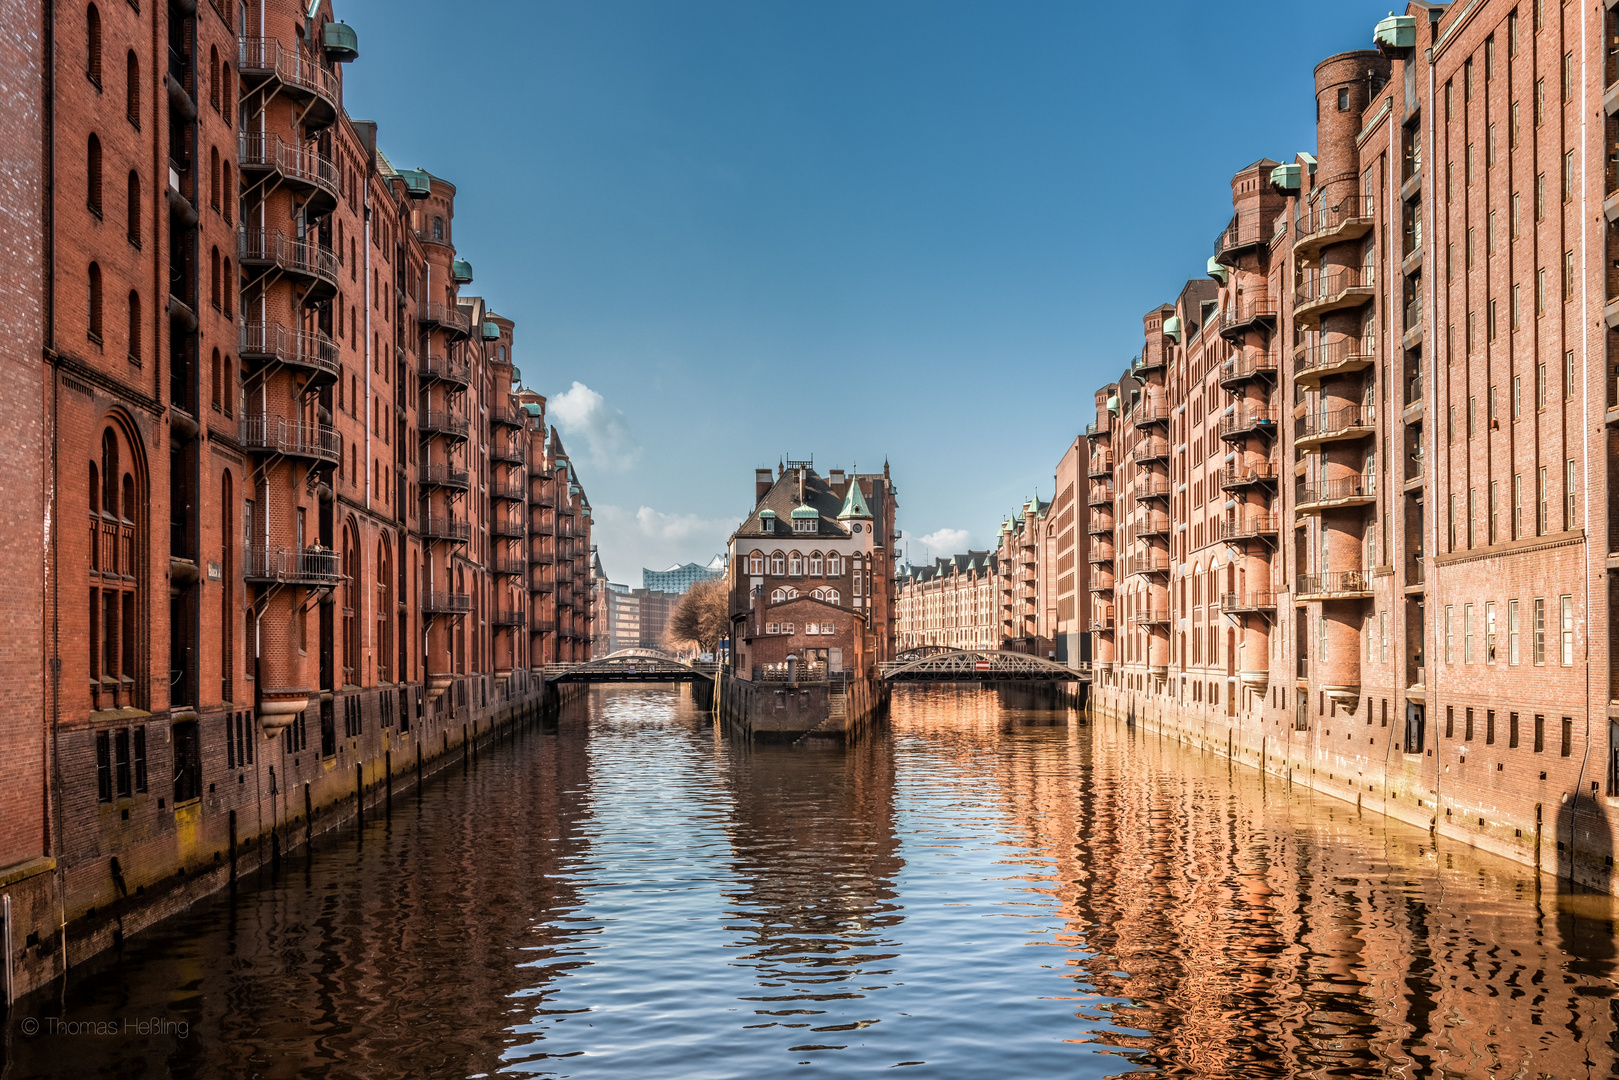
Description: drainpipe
xmin=1568 ymin=0 xmax=1595 ymax=886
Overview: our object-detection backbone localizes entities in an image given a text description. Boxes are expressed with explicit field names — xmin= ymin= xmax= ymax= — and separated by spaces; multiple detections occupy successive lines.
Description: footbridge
xmin=878 ymin=648 xmax=1090 ymax=683
xmin=541 ymin=650 xmax=718 ymax=684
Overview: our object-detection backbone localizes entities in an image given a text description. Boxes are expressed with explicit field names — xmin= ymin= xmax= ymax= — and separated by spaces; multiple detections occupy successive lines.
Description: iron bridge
xmin=541 ymin=650 xmax=718 ymax=684
xmin=878 ymin=648 xmax=1090 ymax=683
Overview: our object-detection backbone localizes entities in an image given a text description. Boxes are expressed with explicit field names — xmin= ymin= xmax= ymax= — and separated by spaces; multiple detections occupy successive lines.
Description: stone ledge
xmin=0 ymin=855 xmax=57 ymax=889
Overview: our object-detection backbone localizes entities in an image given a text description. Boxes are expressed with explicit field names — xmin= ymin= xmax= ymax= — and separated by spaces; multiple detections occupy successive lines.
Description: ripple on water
xmin=3 ymin=684 xmax=1616 ymax=1079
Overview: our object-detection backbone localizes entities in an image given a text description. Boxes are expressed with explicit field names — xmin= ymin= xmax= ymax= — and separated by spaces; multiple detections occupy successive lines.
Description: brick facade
xmin=1087 ymin=2 xmax=1619 ymax=892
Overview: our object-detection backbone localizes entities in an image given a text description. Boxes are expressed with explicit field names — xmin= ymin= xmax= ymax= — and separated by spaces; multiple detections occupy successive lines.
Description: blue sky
xmin=344 ymin=0 xmax=1396 ymax=583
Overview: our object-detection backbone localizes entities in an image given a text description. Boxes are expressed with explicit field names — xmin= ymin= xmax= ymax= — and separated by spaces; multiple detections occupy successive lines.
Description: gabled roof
xmin=733 ymin=467 xmax=853 ymax=541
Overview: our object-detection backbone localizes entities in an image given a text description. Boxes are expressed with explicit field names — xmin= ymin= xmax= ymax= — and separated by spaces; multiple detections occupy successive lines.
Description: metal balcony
xmin=1087 ymin=483 xmax=1115 ymax=506
xmin=419 ymin=463 xmax=469 ymax=491
xmin=422 ymin=517 xmax=471 ymax=543
xmin=1090 ymin=615 xmax=1116 ymax=631
xmin=1129 ymin=608 xmax=1172 ymax=626
xmin=244 ymin=545 xmax=342 ymax=585
xmin=1137 ymin=513 xmax=1171 ymax=539
xmin=1219 ymin=514 xmax=1279 ymax=540
xmin=1217 ymin=299 xmax=1278 ymax=339
xmin=490 ymin=480 xmax=526 ymax=502
xmin=1131 ymin=439 xmax=1170 ymax=463
xmin=1295 ymin=571 xmax=1374 ymax=601
xmin=419 ymin=352 xmax=471 ymax=387
xmin=1088 ymin=514 xmax=1114 ymax=536
xmin=419 ymin=301 xmax=472 ymax=340
xmin=1089 ymin=570 xmax=1115 ymax=592
xmin=529 ymin=576 xmax=556 ymax=594
xmin=1088 ymin=544 xmax=1115 ymax=565
xmin=490 ymin=557 xmax=526 ymax=576
xmin=492 ymin=609 xmax=526 ymax=627
xmin=1219 ymin=409 xmax=1277 ymax=441
xmin=1293 ymin=196 xmax=1375 ymax=263
xmin=529 ymin=548 xmax=556 ymax=566
xmin=1219 ymin=591 xmax=1277 ymax=614
xmin=1296 ymin=336 xmax=1376 ymax=386
xmin=238 ymin=415 xmax=340 ymax=464
xmin=423 ymin=591 xmax=472 ymax=615
xmin=1294 ymin=475 xmax=1377 ymax=513
xmin=1088 ymin=453 xmax=1113 ymax=478
xmin=1133 ymin=402 xmax=1170 ymax=429
xmin=1294 ymin=264 xmax=1376 ymax=327
xmin=239 ymin=322 xmax=339 ymax=385
xmin=237 ymin=228 xmax=338 ymax=300
xmin=419 ymin=409 xmax=470 ymax=441
xmin=1084 ymin=419 xmax=1109 ymax=438
xmin=237 ymin=133 xmax=340 ymax=215
xmin=490 ymin=403 xmax=525 ymax=428
xmin=492 ymin=518 xmax=526 ymax=540
xmin=1132 ymin=349 xmax=1167 ymax=374
xmin=491 ymin=441 xmax=526 ymax=466
xmin=237 ymin=37 xmax=340 ymax=130
xmin=1134 ymin=477 xmax=1171 ymax=501
xmin=1219 ymin=352 xmax=1280 ymax=389
xmin=1295 ymin=404 xmax=1375 ymax=449
xmin=1132 ymin=552 xmax=1171 ymax=576
xmin=1220 ymin=461 xmax=1279 ymax=491
xmin=1213 ymin=210 xmax=1274 ymax=265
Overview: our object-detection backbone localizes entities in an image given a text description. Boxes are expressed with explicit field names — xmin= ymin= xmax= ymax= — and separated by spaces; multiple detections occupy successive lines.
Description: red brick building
xmin=1 ymin=0 xmax=591 ymax=1002
xmin=1088 ymin=2 xmax=1619 ymax=892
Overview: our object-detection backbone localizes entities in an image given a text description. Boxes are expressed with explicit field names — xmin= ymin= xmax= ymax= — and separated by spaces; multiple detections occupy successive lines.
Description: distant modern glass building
xmin=641 ymin=555 xmax=726 ymax=595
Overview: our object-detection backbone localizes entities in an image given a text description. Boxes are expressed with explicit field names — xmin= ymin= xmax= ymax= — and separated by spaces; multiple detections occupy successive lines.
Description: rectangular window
xmin=1537 ymin=362 xmax=1547 ymax=408
xmin=133 ymin=725 xmax=146 ymax=792
xmin=1464 ymin=603 xmax=1474 ymax=663
xmin=1446 ymin=705 xmax=1456 ymax=739
xmin=1563 ymin=51 xmax=1573 ymax=101
xmin=1486 ymin=710 xmax=1496 ymax=745
xmin=1468 ymin=310 xmax=1476 ymax=351
xmin=1487 ymin=124 xmax=1496 ymax=166
xmin=1445 ymin=605 xmax=1455 ymax=663
xmin=1487 ymin=210 xmax=1496 ymax=253
xmin=1468 ymin=488 xmax=1476 ymax=548
xmin=1512 ymin=193 xmax=1521 ymax=237
xmin=1510 ymin=102 xmax=1519 ymax=147
xmin=1489 ymin=480 xmax=1499 ymax=543
xmin=1566 ymin=458 xmax=1577 ymax=528
xmin=1468 ymin=396 xmax=1476 ymax=438
xmin=1535 ymin=270 xmax=1544 ymax=315
xmin=1535 ymin=713 xmax=1546 ymax=753
xmin=1465 ymin=708 xmax=1475 ymax=742
xmin=1560 ymin=594 xmax=1574 ymax=666
xmin=1508 ymin=599 xmax=1520 ymax=664
xmin=1535 ymin=173 xmax=1545 ymax=220
xmin=1537 ymin=466 xmax=1547 ymax=535
xmin=1535 ymin=78 xmax=1544 ymax=126
xmin=1485 ymin=600 xmax=1497 ymax=662
xmin=1488 ymin=300 xmax=1497 ymax=339
xmin=1565 ymin=350 xmax=1575 ymax=399
xmin=1512 ymin=375 xmax=1521 ymax=418
xmin=1513 ymin=473 xmax=1523 ymax=538
xmin=114 ymin=727 xmax=131 ymax=798
xmin=1562 ymin=717 xmax=1574 ymax=757
xmin=95 ymin=731 xmax=112 ymax=803
xmin=1510 ymin=711 xmax=1520 ymax=748
xmin=1381 ymin=611 xmax=1389 ymax=663
xmin=1512 ymin=283 xmax=1521 ymax=327
xmin=1563 ymin=150 xmax=1574 ymax=202
xmin=1533 ymin=597 xmax=1546 ymax=665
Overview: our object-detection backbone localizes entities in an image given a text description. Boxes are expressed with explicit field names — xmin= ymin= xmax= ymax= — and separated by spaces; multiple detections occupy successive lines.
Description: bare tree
xmin=664 ymin=577 xmax=729 ymax=655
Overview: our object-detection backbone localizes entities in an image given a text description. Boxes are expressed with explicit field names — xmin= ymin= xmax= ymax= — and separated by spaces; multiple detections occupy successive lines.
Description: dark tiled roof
xmin=734 ymin=467 xmax=853 ymax=540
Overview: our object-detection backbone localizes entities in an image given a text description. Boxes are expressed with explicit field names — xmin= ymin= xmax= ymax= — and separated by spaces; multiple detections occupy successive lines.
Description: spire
xmin=838 ymin=478 xmax=872 ymax=520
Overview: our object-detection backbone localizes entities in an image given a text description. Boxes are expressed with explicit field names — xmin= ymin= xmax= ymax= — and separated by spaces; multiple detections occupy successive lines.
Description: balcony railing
xmin=423 ymin=591 xmax=472 ymax=614
xmin=1220 ymin=461 xmax=1279 ymax=490
xmin=1087 ymin=544 xmax=1115 ymax=564
xmin=1088 ymin=454 xmax=1113 ymax=477
xmin=1129 ymin=608 xmax=1172 ymax=625
xmin=492 ymin=609 xmax=527 ymax=627
xmin=1089 ymin=514 xmax=1114 ymax=535
xmin=419 ymin=463 xmax=469 ymax=489
xmin=1134 ymin=477 xmax=1171 ymax=500
xmin=244 ymin=545 xmax=342 ymax=585
xmin=491 ymin=441 xmax=526 ymax=465
xmin=420 ymin=409 xmax=470 ymax=440
xmin=1091 ymin=615 xmax=1116 ymax=631
xmin=1131 ymin=439 xmax=1170 ymax=463
xmin=1296 ymin=404 xmax=1376 ymax=443
xmin=1087 ymin=483 xmax=1115 ymax=506
xmin=1214 ymin=210 xmax=1274 ymax=262
xmin=1137 ymin=513 xmax=1171 ymax=536
xmin=1219 ymin=591 xmax=1277 ymax=613
xmin=490 ymin=480 xmax=526 ymax=502
xmin=422 ymin=516 xmax=471 ymax=542
xmin=1219 ymin=514 xmax=1279 ymax=540
xmin=1220 ymin=353 xmax=1279 ymax=386
xmin=529 ymin=549 xmax=556 ymax=565
xmin=1131 ymin=552 xmax=1170 ymax=575
xmin=238 ymin=415 xmax=341 ymax=463
xmin=1297 ymin=264 xmax=1375 ymax=305
xmin=1295 ymin=474 xmax=1376 ymax=509
xmin=1295 ymin=571 xmax=1373 ymax=598
xmin=419 ymin=352 xmax=471 ymax=385
xmin=492 ymin=518 xmax=526 ymax=539
xmin=1133 ymin=402 xmax=1170 ymax=427
xmin=239 ymin=322 xmax=339 ymax=381
xmin=1219 ymin=409 xmax=1277 ymax=440
xmin=490 ymin=403 xmax=526 ymax=428
xmin=237 ymin=133 xmax=340 ymax=206
xmin=1217 ymin=298 xmax=1278 ymax=337
xmin=1294 ymin=195 xmax=1375 ymax=250
xmin=419 ymin=301 xmax=471 ymax=338
xmin=237 ymin=37 xmax=340 ymax=118
xmin=1296 ymin=336 xmax=1375 ymax=381
xmin=1085 ymin=419 xmax=1109 ymax=437
xmin=490 ymin=557 xmax=526 ymax=576
xmin=237 ymin=228 xmax=338 ymax=292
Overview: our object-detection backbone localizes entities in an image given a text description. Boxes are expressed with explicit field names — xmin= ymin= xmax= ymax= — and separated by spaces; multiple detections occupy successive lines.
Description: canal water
xmin=4 ymin=686 xmax=1617 ymax=1079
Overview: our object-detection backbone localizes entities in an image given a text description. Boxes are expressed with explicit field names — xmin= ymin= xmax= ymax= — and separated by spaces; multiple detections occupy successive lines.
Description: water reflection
xmin=1 ymin=686 xmax=1614 ymax=1079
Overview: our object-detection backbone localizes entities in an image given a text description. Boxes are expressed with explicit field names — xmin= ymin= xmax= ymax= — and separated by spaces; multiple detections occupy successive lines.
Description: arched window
xmin=221 ymin=62 xmax=232 ymax=124
xmin=210 ymin=348 xmax=222 ymax=409
xmin=209 ymin=45 xmax=219 ymax=110
xmin=497 ymin=345 xmax=506 ymax=362
xmin=828 ymin=554 xmax=842 ymax=577
xmin=221 ymin=163 xmax=233 ymax=223
xmin=87 ymin=262 xmax=102 ymax=340
xmin=86 ymin=5 xmax=102 ymax=83
xmin=221 ymin=470 xmax=234 ymax=701
xmin=210 ymin=145 xmax=220 ymax=209
xmin=770 ymin=552 xmax=784 ymax=576
xmin=209 ymin=246 xmax=220 ymax=309
xmin=771 ymin=589 xmax=786 ymax=603
xmin=90 ymin=421 xmax=146 ymax=710
xmin=823 ymin=588 xmax=840 ymax=605
xmin=125 ymin=51 xmax=139 ymax=126
xmin=375 ymin=539 xmax=393 ymax=682
xmin=126 ymin=171 xmax=140 ymax=244
xmin=87 ymin=133 xmax=102 ymax=215
xmin=809 ymin=552 xmax=823 ymax=576
xmin=126 ymin=291 xmax=140 ymax=365
xmin=222 ymin=257 xmax=233 ymax=316
xmin=343 ymin=523 xmax=360 ymax=684
xmin=748 ymin=552 xmax=762 ymax=575
xmin=788 ymin=552 xmax=802 ymax=576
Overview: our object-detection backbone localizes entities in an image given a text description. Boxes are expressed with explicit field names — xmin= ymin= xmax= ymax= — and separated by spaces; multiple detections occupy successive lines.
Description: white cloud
xmin=591 ymin=504 xmax=741 ymax=586
xmin=914 ymin=528 xmax=972 ymax=557
xmin=549 ymin=382 xmax=642 ymax=471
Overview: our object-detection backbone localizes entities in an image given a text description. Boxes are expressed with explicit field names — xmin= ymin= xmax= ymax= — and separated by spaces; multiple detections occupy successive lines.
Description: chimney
xmin=755 ymin=468 xmax=773 ymax=503
xmin=828 ymin=469 xmax=845 ymax=486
